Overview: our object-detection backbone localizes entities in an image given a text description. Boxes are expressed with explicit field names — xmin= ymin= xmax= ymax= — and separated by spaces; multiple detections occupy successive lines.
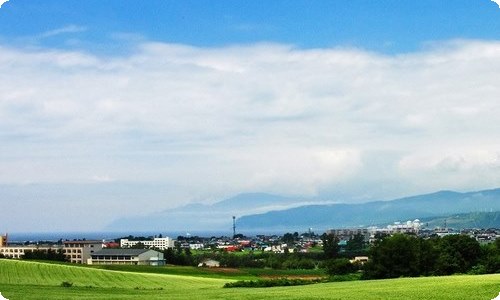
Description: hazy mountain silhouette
xmin=106 ymin=188 xmax=500 ymax=232
xmin=237 ymin=188 xmax=500 ymax=231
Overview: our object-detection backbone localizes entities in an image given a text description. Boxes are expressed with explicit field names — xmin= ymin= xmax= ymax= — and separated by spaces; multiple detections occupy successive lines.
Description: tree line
xmin=362 ymin=233 xmax=499 ymax=279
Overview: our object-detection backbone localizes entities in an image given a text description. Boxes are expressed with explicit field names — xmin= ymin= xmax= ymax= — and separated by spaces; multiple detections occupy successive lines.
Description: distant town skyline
xmin=1 ymin=1 xmax=500 ymax=232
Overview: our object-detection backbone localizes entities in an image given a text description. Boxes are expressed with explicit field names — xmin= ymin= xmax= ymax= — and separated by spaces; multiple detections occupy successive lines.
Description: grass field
xmin=90 ymin=264 xmax=326 ymax=280
xmin=0 ymin=259 xmax=499 ymax=299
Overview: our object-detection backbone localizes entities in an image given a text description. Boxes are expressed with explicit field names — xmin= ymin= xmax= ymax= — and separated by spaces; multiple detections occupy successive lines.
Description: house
xmin=104 ymin=241 xmax=120 ymax=248
xmin=349 ymin=256 xmax=369 ymax=265
xmin=189 ymin=243 xmax=204 ymax=250
xmin=198 ymin=259 xmax=220 ymax=268
xmin=63 ymin=240 xmax=103 ymax=264
xmin=88 ymin=249 xmax=164 ymax=265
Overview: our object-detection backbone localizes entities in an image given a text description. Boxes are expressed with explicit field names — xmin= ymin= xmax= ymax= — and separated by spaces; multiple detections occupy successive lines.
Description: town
xmin=1 ymin=219 xmax=499 ymax=268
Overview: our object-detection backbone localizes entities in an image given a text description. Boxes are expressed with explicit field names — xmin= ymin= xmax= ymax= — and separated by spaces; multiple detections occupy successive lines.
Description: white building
xmin=189 ymin=243 xmax=204 ymax=250
xmin=386 ymin=219 xmax=421 ymax=234
xmin=120 ymin=237 xmax=174 ymax=250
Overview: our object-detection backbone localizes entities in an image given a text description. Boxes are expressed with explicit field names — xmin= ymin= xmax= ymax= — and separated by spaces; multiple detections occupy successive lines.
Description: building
xmin=0 ymin=233 xmax=62 ymax=259
xmin=385 ymin=220 xmax=421 ymax=234
xmin=0 ymin=246 xmax=61 ymax=259
xmin=63 ymin=240 xmax=103 ymax=264
xmin=326 ymin=228 xmax=370 ymax=241
xmin=88 ymin=249 xmax=164 ymax=265
xmin=349 ymin=256 xmax=369 ymax=265
xmin=120 ymin=237 xmax=174 ymax=250
xmin=189 ymin=243 xmax=204 ymax=250
xmin=198 ymin=259 xmax=220 ymax=268
xmin=0 ymin=234 xmax=7 ymax=247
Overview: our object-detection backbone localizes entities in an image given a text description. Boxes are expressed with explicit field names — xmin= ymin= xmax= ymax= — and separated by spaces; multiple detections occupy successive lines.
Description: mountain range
xmin=237 ymin=188 xmax=500 ymax=231
xmin=106 ymin=188 xmax=500 ymax=233
xmin=105 ymin=193 xmax=333 ymax=232
xmin=422 ymin=211 xmax=500 ymax=230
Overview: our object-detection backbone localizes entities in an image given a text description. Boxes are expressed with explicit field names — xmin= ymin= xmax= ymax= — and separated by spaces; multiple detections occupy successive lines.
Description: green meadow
xmin=0 ymin=259 xmax=499 ymax=300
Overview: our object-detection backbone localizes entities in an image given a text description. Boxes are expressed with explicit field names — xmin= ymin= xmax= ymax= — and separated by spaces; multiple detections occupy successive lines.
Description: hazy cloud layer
xmin=1 ymin=40 xmax=500 ymax=231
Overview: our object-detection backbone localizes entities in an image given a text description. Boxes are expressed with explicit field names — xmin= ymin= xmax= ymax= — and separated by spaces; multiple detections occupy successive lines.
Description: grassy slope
xmin=1 ymin=259 xmax=499 ymax=300
xmin=89 ymin=264 xmax=326 ymax=279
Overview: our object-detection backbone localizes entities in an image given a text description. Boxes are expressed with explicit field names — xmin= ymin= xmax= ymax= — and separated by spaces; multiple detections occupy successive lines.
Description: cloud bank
xmin=0 ymin=0 xmax=9 ymax=9
xmin=1 ymin=39 xmax=500 ymax=231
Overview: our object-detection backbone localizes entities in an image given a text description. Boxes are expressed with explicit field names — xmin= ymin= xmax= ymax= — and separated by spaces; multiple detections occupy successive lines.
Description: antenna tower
xmin=232 ymin=216 xmax=236 ymax=238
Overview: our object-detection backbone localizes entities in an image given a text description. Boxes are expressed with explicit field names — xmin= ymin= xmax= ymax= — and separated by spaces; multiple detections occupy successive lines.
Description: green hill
xmin=238 ymin=188 xmax=500 ymax=230
xmin=1 ymin=259 xmax=500 ymax=299
xmin=423 ymin=211 xmax=500 ymax=229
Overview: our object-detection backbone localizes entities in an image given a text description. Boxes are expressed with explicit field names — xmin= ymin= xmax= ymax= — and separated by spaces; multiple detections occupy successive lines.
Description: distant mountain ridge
xmin=237 ymin=188 xmax=500 ymax=231
xmin=106 ymin=188 xmax=500 ymax=232
xmin=422 ymin=211 xmax=500 ymax=230
xmin=106 ymin=193 xmax=333 ymax=232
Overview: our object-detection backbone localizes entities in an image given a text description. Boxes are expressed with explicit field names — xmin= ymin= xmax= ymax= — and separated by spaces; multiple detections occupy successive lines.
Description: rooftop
xmin=63 ymin=240 xmax=102 ymax=244
xmin=91 ymin=249 xmax=158 ymax=256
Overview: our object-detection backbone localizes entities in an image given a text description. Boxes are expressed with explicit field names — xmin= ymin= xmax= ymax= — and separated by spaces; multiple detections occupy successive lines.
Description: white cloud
xmin=38 ymin=25 xmax=87 ymax=38
xmin=0 ymin=0 xmax=8 ymax=8
xmin=491 ymin=0 xmax=500 ymax=8
xmin=1 ymin=39 xmax=500 ymax=230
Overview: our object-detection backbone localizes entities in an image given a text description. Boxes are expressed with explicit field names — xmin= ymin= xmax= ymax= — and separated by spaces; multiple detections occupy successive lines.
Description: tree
xmin=435 ymin=235 xmax=481 ymax=275
xmin=130 ymin=242 xmax=146 ymax=249
xmin=321 ymin=233 xmax=340 ymax=259
xmin=363 ymin=234 xmax=421 ymax=279
xmin=282 ymin=233 xmax=295 ymax=245
xmin=22 ymin=249 xmax=66 ymax=261
xmin=163 ymin=248 xmax=175 ymax=264
xmin=325 ymin=258 xmax=355 ymax=276
xmin=483 ymin=238 xmax=500 ymax=273
xmin=416 ymin=237 xmax=439 ymax=276
xmin=345 ymin=233 xmax=366 ymax=253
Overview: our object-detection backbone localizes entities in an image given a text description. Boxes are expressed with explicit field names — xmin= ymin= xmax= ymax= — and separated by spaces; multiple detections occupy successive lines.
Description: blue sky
xmin=1 ymin=1 xmax=500 ymax=232
xmin=2 ymin=0 xmax=500 ymax=53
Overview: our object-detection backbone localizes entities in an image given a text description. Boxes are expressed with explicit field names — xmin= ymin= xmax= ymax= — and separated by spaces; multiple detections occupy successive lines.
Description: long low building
xmin=0 ymin=246 xmax=62 ymax=259
xmin=88 ymin=249 xmax=164 ymax=265
xmin=1 ymin=233 xmax=64 ymax=259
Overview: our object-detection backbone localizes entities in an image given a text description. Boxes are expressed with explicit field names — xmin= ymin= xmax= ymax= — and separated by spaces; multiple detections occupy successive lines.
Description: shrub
xmin=223 ymin=278 xmax=325 ymax=288
xmin=325 ymin=258 xmax=355 ymax=276
xmin=60 ymin=281 xmax=73 ymax=288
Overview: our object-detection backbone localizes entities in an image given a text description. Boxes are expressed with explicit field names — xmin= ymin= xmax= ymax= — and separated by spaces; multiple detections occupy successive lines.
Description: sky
xmin=1 ymin=0 xmax=500 ymax=232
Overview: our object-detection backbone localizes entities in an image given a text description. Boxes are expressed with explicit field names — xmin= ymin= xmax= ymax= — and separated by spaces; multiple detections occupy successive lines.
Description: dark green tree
xmin=321 ymin=233 xmax=340 ymax=259
xmin=325 ymin=258 xmax=356 ymax=276
xmin=482 ymin=238 xmax=500 ymax=273
xmin=363 ymin=234 xmax=421 ymax=279
xmin=345 ymin=233 xmax=366 ymax=253
xmin=282 ymin=233 xmax=295 ymax=245
xmin=435 ymin=235 xmax=481 ymax=275
xmin=130 ymin=242 xmax=146 ymax=249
